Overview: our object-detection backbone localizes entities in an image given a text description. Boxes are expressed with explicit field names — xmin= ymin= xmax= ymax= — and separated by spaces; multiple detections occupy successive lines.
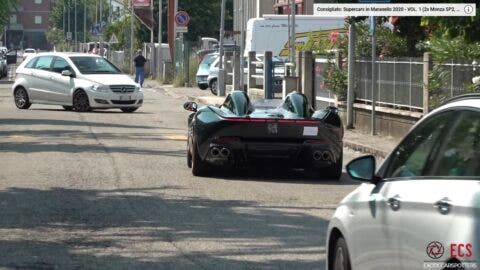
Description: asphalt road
xmin=0 ymin=83 xmax=363 ymax=270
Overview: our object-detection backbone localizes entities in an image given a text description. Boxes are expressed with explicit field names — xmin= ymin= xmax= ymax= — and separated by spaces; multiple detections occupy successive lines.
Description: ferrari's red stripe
xmin=224 ymin=118 xmax=320 ymax=124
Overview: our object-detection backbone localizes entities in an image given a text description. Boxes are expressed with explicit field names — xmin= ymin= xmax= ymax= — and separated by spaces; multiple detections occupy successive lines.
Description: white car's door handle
xmin=387 ymin=195 xmax=402 ymax=211
xmin=434 ymin=198 xmax=451 ymax=215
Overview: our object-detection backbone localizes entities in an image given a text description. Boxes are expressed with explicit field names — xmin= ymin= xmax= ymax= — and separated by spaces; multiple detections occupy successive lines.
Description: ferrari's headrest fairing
xmin=218 ymin=91 xmax=336 ymax=121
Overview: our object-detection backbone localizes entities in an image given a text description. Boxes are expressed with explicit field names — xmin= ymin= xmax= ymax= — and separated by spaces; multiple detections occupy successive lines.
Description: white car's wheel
xmin=333 ymin=237 xmax=351 ymax=270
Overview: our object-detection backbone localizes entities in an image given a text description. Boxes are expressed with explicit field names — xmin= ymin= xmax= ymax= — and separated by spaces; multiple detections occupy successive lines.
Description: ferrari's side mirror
xmin=183 ymin=101 xmax=198 ymax=112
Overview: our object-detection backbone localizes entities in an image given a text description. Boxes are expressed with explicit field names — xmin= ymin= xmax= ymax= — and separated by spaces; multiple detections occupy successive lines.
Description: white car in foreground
xmin=13 ymin=52 xmax=143 ymax=112
xmin=327 ymin=94 xmax=480 ymax=270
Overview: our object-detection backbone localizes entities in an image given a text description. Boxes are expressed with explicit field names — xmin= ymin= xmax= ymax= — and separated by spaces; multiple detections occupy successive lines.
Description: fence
xmin=355 ymin=57 xmax=424 ymax=111
xmin=432 ymin=60 xmax=477 ymax=99
xmin=313 ymin=55 xmax=479 ymax=113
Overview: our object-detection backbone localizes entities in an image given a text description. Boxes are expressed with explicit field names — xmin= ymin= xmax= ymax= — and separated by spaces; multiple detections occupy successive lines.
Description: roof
xmin=443 ymin=93 xmax=480 ymax=106
xmin=34 ymin=52 xmax=102 ymax=58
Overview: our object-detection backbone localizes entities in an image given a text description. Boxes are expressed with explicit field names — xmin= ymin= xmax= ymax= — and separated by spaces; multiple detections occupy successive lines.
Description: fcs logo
xmin=427 ymin=241 xmax=445 ymax=259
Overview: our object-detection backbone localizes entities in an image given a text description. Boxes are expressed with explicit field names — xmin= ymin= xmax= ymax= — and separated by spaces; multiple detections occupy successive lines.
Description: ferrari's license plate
xmin=119 ymin=95 xmax=131 ymax=101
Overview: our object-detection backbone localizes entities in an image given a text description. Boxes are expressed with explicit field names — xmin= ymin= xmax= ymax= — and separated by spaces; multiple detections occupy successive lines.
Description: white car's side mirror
xmin=61 ymin=70 xmax=72 ymax=77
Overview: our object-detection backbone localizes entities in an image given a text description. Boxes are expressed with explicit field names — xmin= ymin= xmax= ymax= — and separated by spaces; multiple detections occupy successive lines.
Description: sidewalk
xmin=144 ymin=79 xmax=399 ymax=158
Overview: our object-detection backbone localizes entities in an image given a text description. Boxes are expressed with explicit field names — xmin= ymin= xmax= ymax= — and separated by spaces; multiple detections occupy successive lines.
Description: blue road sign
xmin=175 ymin=11 xmax=190 ymax=27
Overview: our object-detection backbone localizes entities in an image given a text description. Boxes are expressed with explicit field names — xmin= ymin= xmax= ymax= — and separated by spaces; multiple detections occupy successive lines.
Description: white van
xmin=245 ymin=15 xmax=346 ymax=58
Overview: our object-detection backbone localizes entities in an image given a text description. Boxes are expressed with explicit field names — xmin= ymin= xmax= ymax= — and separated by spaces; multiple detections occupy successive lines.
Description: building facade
xmin=6 ymin=0 xmax=54 ymax=50
xmin=273 ymin=0 xmax=314 ymax=15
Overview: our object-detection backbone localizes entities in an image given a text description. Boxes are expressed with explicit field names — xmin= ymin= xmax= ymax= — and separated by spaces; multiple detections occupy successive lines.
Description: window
xmin=35 ymin=16 xmax=42 ymax=24
xmin=10 ymin=14 xmax=17 ymax=24
xmin=425 ymin=110 xmax=480 ymax=177
xmin=34 ymin=0 xmax=42 ymax=3
xmin=51 ymin=57 xmax=71 ymax=73
xmin=69 ymin=56 xmax=120 ymax=74
xmin=384 ymin=111 xmax=455 ymax=178
xmin=33 ymin=56 xmax=53 ymax=71
xmin=25 ymin=57 xmax=38 ymax=68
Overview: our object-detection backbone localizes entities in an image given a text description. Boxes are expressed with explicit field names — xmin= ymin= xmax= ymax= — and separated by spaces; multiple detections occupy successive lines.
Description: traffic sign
xmin=66 ymin=32 xmax=72 ymax=40
xmin=176 ymin=26 xmax=188 ymax=33
xmin=175 ymin=11 xmax=190 ymax=27
xmin=108 ymin=33 xmax=119 ymax=44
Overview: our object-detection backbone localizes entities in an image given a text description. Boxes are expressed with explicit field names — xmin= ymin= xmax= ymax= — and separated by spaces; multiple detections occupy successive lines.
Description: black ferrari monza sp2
xmin=184 ymin=91 xmax=344 ymax=179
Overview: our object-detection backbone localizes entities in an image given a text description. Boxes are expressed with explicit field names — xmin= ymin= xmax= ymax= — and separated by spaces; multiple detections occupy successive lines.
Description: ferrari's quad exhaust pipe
xmin=220 ymin=148 xmax=230 ymax=157
xmin=313 ymin=151 xmax=322 ymax=161
xmin=313 ymin=151 xmax=333 ymax=162
xmin=211 ymin=147 xmax=220 ymax=157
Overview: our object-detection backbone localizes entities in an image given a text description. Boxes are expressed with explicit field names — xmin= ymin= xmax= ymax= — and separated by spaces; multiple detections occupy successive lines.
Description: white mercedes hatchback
xmin=12 ymin=52 xmax=143 ymax=113
xmin=327 ymin=94 xmax=480 ymax=270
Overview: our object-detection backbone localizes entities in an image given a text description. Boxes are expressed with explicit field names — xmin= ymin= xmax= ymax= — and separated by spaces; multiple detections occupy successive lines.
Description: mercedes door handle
xmin=434 ymin=198 xmax=451 ymax=215
xmin=387 ymin=195 xmax=401 ymax=211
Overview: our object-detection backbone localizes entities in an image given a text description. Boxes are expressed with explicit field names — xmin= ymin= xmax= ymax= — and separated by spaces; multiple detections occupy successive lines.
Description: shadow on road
xmin=0 ymin=186 xmax=328 ymax=269
xmin=0 ymin=118 xmax=155 ymax=129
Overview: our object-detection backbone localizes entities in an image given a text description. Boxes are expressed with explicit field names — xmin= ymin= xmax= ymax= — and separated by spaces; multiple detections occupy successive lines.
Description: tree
xmin=0 ymin=0 xmax=18 ymax=30
xmin=50 ymin=0 xmax=111 ymax=43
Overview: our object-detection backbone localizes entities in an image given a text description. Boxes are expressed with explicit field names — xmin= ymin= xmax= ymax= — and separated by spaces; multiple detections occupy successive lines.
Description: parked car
xmin=0 ymin=51 xmax=7 ymax=78
xmin=12 ymin=52 xmax=143 ymax=112
xmin=196 ymin=52 xmax=218 ymax=90
xmin=207 ymin=55 xmax=284 ymax=95
xmin=22 ymin=48 xmax=37 ymax=61
xmin=183 ymin=90 xmax=343 ymax=178
xmin=326 ymin=93 xmax=480 ymax=270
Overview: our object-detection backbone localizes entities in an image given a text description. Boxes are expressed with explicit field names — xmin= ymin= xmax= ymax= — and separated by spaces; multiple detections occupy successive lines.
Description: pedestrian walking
xmin=134 ymin=49 xmax=147 ymax=87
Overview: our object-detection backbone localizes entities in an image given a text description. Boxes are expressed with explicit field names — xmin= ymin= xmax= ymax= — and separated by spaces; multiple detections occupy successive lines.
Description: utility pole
xmin=370 ymin=16 xmax=377 ymax=135
xmin=130 ymin=0 xmax=134 ymax=75
xmin=218 ymin=0 xmax=226 ymax=96
xmin=239 ymin=0 xmax=245 ymax=90
xmin=346 ymin=22 xmax=356 ymax=129
xmin=158 ymin=0 xmax=163 ymax=79
xmin=290 ymin=0 xmax=296 ymax=76
xmin=63 ymin=5 xmax=66 ymax=39
xmin=74 ymin=0 xmax=77 ymax=51
xmin=68 ymin=0 xmax=71 ymax=50
xmin=84 ymin=0 xmax=87 ymax=44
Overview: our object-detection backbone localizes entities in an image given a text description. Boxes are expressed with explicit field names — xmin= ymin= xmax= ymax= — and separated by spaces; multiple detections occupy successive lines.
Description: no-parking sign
xmin=175 ymin=11 xmax=190 ymax=27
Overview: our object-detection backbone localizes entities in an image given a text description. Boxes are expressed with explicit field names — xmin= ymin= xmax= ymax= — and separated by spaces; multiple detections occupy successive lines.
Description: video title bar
xmin=313 ymin=3 xmax=476 ymax=17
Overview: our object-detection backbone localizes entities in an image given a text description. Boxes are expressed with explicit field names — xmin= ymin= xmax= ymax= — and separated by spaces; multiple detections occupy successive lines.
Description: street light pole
xmin=75 ymin=0 xmax=77 ymax=50
xmin=290 ymin=0 xmax=295 ymax=76
xmin=239 ymin=0 xmax=245 ymax=90
xmin=218 ymin=0 xmax=226 ymax=96
xmin=158 ymin=0 xmax=163 ymax=79
xmin=84 ymin=0 xmax=87 ymax=44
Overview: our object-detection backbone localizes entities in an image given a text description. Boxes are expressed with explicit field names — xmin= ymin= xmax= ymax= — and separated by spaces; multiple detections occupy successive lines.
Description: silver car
xmin=327 ymin=94 xmax=480 ymax=270
xmin=12 ymin=52 xmax=143 ymax=112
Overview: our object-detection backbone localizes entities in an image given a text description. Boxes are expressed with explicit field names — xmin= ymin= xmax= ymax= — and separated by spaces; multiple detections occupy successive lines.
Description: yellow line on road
xmin=8 ymin=135 xmax=32 ymax=141
xmin=162 ymin=134 xmax=187 ymax=141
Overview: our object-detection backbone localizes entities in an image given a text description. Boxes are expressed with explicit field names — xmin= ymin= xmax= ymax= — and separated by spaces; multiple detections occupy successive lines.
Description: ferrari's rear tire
xmin=187 ymin=142 xmax=192 ymax=168
xmin=191 ymin=143 xmax=210 ymax=177
xmin=328 ymin=151 xmax=343 ymax=180
xmin=328 ymin=159 xmax=343 ymax=181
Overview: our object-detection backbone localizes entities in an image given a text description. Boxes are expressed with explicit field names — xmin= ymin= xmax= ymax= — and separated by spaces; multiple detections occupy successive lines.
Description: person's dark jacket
xmin=134 ymin=55 xmax=147 ymax=68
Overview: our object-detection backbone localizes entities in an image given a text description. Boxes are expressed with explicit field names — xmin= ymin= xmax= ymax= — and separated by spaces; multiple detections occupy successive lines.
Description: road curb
xmin=187 ymin=95 xmax=224 ymax=106
xmin=343 ymin=140 xmax=388 ymax=158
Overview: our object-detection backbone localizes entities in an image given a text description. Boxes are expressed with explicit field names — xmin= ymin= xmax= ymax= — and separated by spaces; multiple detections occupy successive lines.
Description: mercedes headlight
xmin=135 ymin=84 xmax=142 ymax=92
xmin=91 ymin=84 xmax=109 ymax=92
